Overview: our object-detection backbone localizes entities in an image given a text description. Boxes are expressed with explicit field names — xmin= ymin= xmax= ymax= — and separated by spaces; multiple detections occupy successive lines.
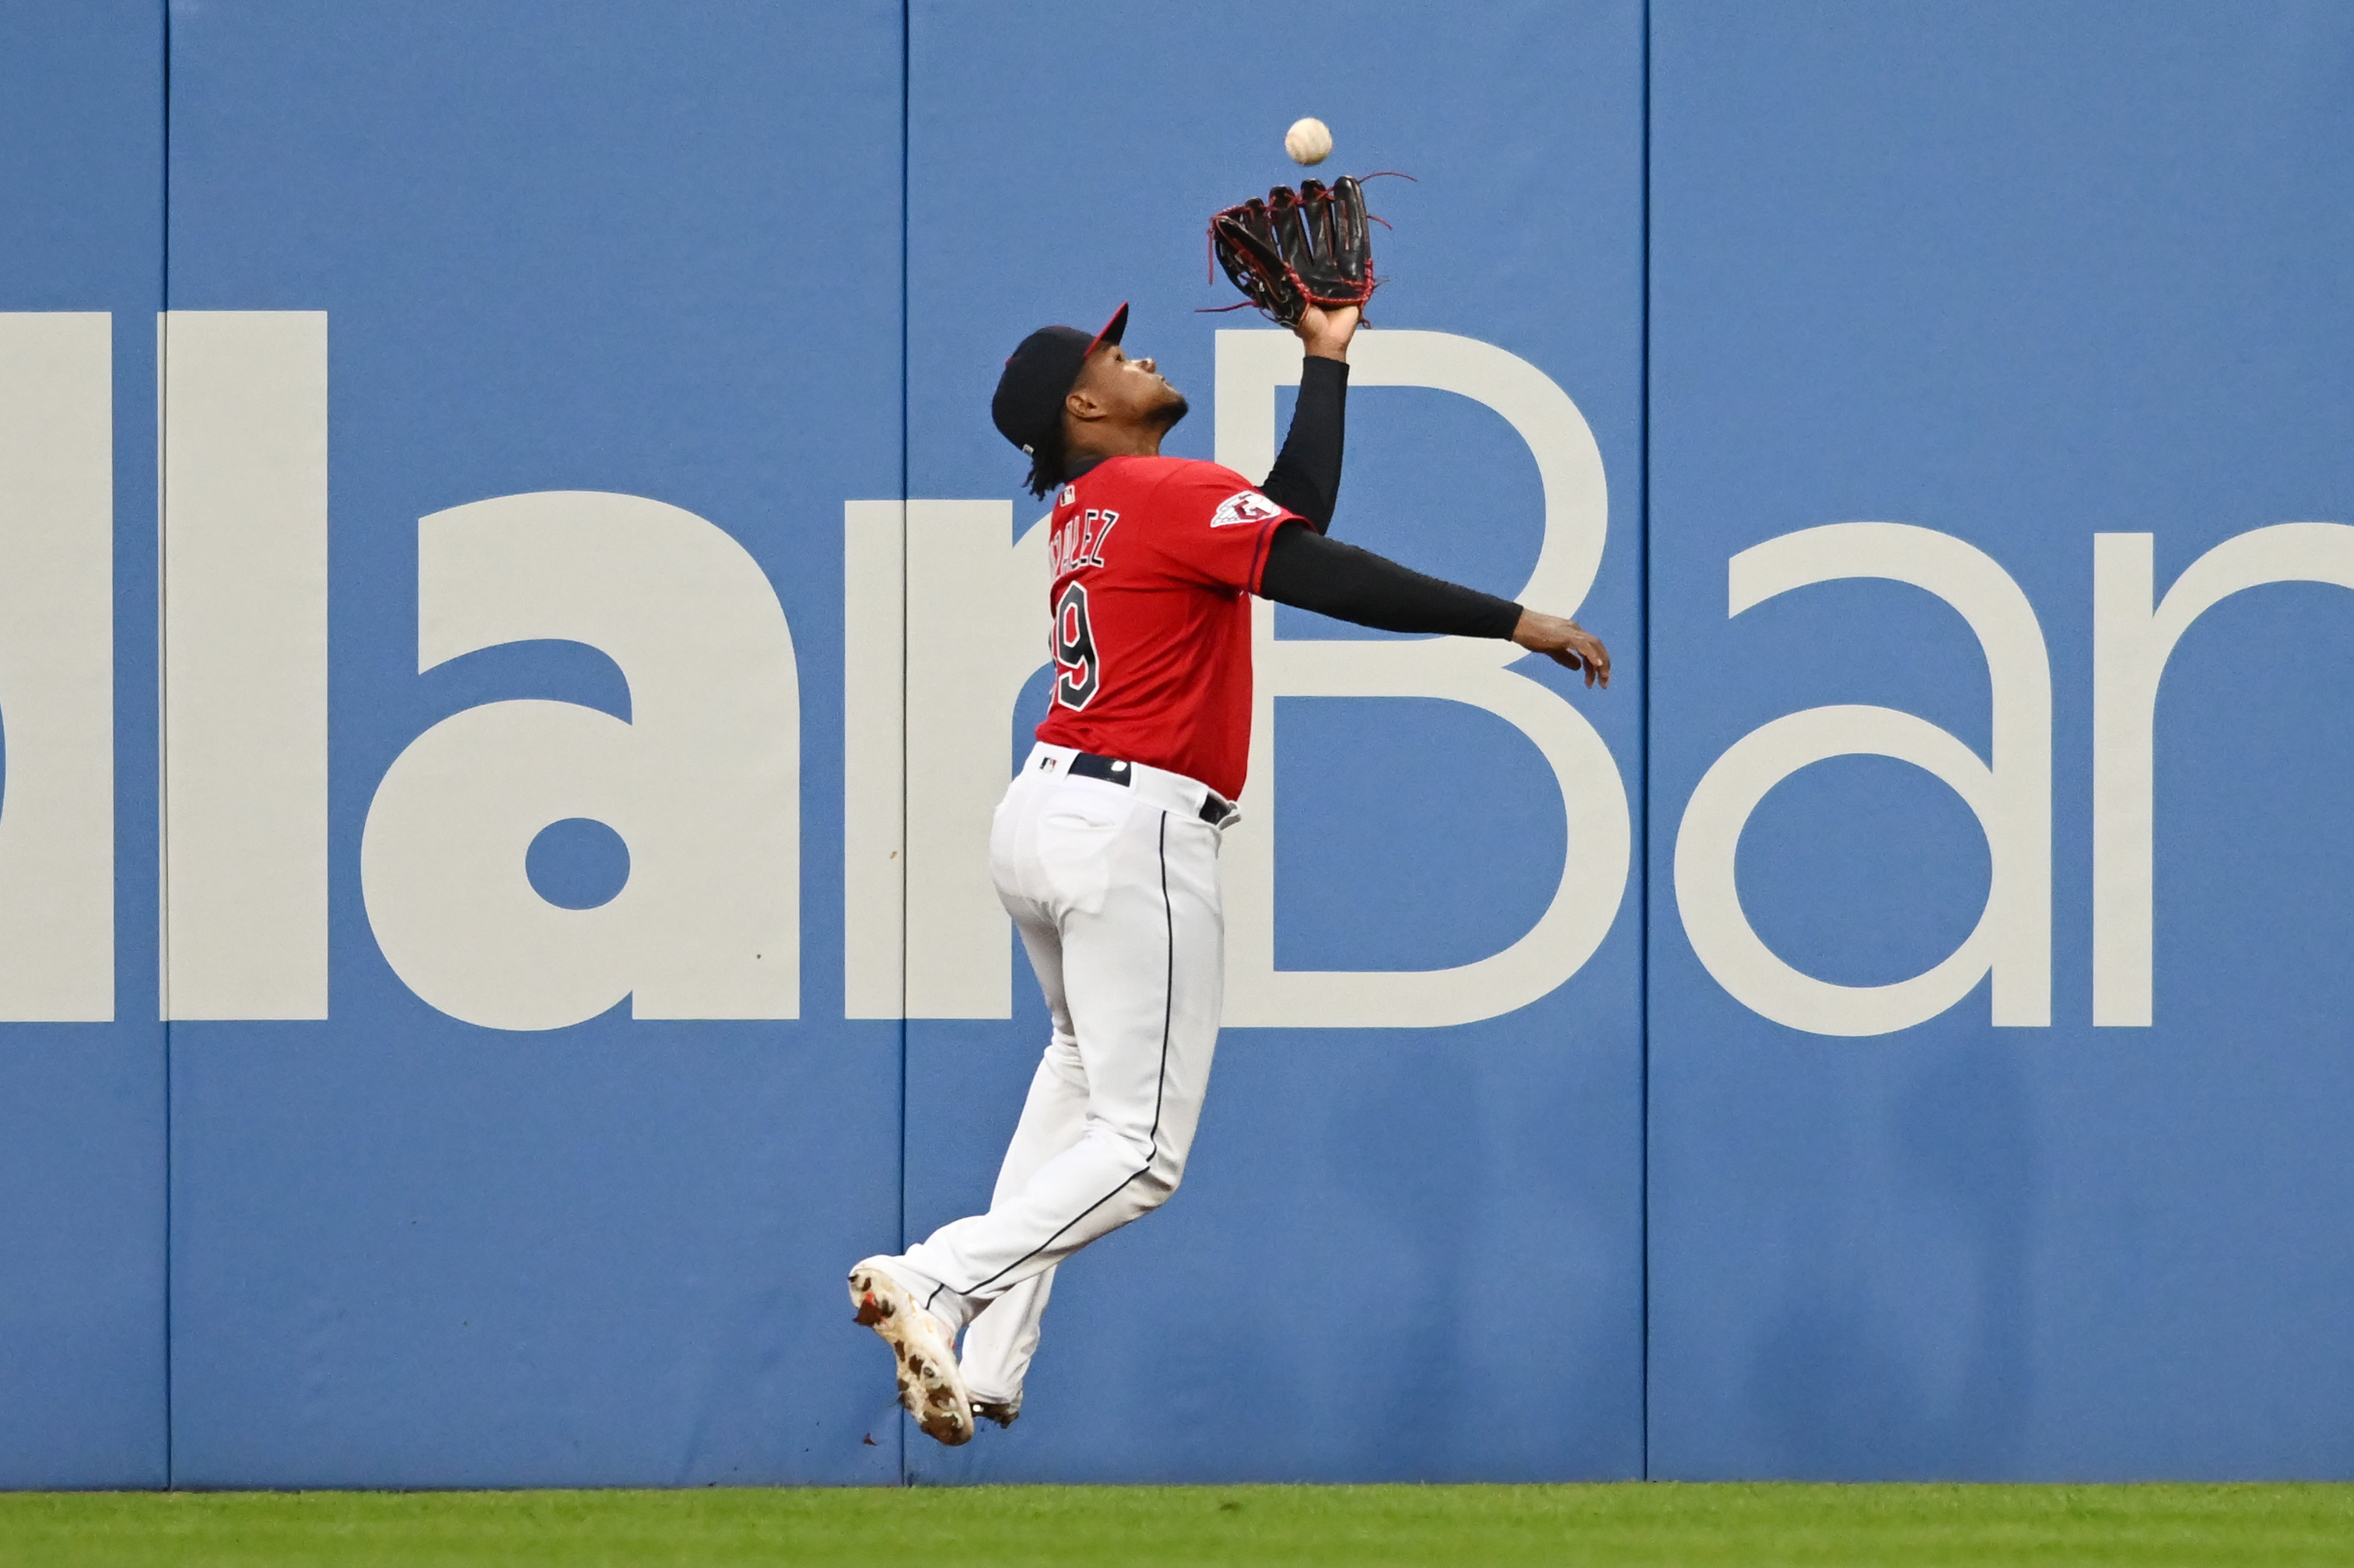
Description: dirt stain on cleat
xmin=849 ymin=1261 xmax=973 ymax=1447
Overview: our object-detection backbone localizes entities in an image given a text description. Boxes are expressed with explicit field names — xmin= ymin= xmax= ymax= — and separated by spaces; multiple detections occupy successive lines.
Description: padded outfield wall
xmin=0 ymin=0 xmax=2349 ymax=1486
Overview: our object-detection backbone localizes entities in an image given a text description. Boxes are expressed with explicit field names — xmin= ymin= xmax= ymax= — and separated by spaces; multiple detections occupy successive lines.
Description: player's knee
xmin=1133 ymin=1146 xmax=1186 ymax=1209
xmin=1098 ymin=1125 xmax=1186 ymax=1209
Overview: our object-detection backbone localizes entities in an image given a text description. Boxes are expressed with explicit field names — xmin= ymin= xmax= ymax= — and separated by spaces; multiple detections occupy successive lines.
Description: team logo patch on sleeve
xmin=1209 ymin=489 xmax=1285 ymax=528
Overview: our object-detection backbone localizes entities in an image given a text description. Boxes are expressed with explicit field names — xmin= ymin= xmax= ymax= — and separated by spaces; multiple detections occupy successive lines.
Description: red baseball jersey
xmin=1033 ymin=454 xmax=1301 ymax=800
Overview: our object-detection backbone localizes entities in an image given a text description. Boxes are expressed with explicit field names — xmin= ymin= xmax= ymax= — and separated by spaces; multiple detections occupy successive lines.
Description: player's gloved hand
xmin=1294 ymin=303 xmax=1360 ymax=362
xmin=1210 ymin=176 xmax=1378 ymax=329
xmin=1512 ymin=610 xmax=1612 ymax=688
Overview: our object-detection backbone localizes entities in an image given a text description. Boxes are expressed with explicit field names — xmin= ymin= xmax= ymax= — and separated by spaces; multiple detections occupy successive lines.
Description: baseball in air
xmin=1284 ymin=117 xmax=1333 ymax=166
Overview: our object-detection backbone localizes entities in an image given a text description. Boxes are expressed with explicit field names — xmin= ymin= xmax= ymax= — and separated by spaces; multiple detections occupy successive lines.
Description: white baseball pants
xmin=888 ymin=742 xmax=1230 ymax=1405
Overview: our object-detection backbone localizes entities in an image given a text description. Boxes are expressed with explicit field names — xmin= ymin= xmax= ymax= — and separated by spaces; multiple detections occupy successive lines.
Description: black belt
xmin=1063 ymin=751 xmax=1234 ymax=826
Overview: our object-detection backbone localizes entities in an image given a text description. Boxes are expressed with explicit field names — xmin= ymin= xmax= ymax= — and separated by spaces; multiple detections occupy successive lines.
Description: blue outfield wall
xmin=0 ymin=0 xmax=167 ymax=1489
xmin=1645 ymin=0 xmax=2354 ymax=1479
xmin=0 ymin=0 xmax=2349 ymax=1486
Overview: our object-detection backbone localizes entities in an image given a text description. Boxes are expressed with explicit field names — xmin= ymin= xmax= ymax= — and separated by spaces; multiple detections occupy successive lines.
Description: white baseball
xmin=1284 ymin=117 xmax=1333 ymax=166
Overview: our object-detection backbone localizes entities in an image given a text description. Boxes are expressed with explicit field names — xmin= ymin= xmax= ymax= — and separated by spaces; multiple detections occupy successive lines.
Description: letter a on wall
xmin=1674 ymin=524 xmax=2051 ymax=1035
xmin=363 ymin=492 xmax=800 ymax=1030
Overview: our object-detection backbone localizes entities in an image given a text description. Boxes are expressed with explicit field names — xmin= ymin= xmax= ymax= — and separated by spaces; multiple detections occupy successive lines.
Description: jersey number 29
xmin=1053 ymin=581 xmax=1099 ymax=709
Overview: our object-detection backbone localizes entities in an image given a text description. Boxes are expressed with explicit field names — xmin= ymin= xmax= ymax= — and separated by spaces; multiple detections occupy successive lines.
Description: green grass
xmin=2 ymin=1483 xmax=2349 ymax=1566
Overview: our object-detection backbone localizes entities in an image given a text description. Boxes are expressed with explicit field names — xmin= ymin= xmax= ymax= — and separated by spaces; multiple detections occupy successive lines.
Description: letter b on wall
xmin=1217 ymin=329 xmax=1631 ymax=1027
xmin=362 ymin=492 xmax=799 ymax=1030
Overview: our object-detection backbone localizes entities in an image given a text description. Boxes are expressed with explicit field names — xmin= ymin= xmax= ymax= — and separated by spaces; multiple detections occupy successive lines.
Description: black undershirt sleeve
xmin=1257 ymin=523 xmax=1524 ymax=640
xmin=1256 ymin=355 xmax=1349 ymax=532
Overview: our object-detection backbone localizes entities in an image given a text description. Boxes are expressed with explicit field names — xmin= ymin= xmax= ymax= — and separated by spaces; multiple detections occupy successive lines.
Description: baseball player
xmin=850 ymin=299 xmax=1609 ymax=1446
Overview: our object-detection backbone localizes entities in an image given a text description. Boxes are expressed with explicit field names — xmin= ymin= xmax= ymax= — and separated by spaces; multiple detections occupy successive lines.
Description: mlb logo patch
xmin=1210 ymin=489 xmax=1284 ymax=528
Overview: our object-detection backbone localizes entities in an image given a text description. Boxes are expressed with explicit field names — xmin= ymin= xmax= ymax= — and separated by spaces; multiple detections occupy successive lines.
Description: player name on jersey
xmin=1047 ymin=502 xmax=1118 ymax=577
xmin=1034 ymin=454 xmax=1304 ymax=802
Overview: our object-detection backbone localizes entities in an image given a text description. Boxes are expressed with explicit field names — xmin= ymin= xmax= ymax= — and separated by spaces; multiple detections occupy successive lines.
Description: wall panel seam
xmin=157 ymin=0 xmax=175 ymax=1493
xmin=1637 ymin=0 xmax=1653 ymax=1486
xmin=897 ymin=0 xmax=913 ymax=1490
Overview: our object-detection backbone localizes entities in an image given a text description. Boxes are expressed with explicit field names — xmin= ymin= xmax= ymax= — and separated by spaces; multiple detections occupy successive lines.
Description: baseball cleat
xmin=848 ymin=1258 xmax=973 ymax=1447
xmin=969 ymin=1390 xmax=1023 ymax=1430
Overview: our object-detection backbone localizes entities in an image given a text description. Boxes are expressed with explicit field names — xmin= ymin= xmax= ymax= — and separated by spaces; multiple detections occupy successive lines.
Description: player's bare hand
xmin=1512 ymin=610 xmax=1611 ymax=688
xmin=1294 ymin=304 xmax=1360 ymax=362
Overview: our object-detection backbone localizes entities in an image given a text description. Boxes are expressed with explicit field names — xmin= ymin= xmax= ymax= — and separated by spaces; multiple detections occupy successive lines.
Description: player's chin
xmin=1148 ymin=390 xmax=1190 ymax=431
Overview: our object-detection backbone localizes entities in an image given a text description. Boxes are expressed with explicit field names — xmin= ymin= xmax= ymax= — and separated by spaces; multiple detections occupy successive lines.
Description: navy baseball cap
xmin=991 ymin=303 xmax=1129 ymax=460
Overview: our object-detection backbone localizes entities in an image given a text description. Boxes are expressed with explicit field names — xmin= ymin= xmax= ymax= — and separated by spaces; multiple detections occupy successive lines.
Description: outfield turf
xmin=2 ymin=1483 xmax=2350 ymax=1566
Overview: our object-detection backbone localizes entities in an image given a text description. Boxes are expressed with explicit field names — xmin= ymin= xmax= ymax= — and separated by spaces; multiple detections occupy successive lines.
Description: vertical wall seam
xmin=896 ymin=0 xmax=913 ymax=1490
xmin=156 ymin=0 xmax=174 ymax=1493
xmin=1637 ymin=0 xmax=1653 ymax=1486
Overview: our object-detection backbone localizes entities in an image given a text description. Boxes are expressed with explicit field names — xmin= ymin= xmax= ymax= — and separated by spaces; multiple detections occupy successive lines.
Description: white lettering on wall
xmin=361 ymin=491 xmax=798 ymax=1030
xmin=160 ymin=310 xmax=330 ymax=1020
xmin=842 ymin=499 xmax=1047 ymax=1020
xmin=2092 ymin=524 xmax=2354 ymax=1026
xmin=841 ymin=500 xmax=906 ymax=1020
xmin=1673 ymin=524 xmax=2051 ymax=1036
xmin=0 ymin=313 xmax=114 ymax=1020
xmin=9 ymin=315 xmax=2334 ymax=1032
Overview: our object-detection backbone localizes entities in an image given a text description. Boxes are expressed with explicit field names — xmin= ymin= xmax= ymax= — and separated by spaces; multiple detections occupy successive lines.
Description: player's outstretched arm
xmin=1256 ymin=526 xmax=1611 ymax=691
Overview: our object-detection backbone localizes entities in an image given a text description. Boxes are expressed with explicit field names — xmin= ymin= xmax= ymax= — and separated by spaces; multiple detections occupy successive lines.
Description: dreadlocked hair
xmin=1023 ymin=435 xmax=1066 ymax=500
